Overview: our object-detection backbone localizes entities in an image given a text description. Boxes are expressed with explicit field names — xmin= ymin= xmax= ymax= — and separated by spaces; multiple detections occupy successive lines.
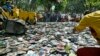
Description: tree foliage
xmin=1 ymin=0 xmax=100 ymax=13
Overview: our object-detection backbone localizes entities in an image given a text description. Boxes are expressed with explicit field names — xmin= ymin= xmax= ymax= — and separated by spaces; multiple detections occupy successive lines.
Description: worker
xmin=73 ymin=10 xmax=100 ymax=44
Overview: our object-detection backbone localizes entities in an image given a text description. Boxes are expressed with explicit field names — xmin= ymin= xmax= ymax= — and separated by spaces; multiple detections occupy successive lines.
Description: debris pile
xmin=0 ymin=22 xmax=99 ymax=56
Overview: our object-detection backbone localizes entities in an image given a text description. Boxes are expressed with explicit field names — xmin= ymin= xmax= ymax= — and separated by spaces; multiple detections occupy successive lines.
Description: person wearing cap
xmin=73 ymin=10 xmax=100 ymax=44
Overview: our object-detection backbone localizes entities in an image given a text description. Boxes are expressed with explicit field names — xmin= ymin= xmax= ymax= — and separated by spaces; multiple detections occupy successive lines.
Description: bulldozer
xmin=1 ymin=6 xmax=38 ymax=24
xmin=0 ymin=0 xmax=43 ymax=24
xmin=0 ymin=0 xmax=43 ymax=35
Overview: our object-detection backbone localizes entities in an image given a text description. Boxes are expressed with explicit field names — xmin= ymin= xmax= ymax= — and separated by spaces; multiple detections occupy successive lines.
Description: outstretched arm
xmin=73 ymin=15 xmax=90 ymax=33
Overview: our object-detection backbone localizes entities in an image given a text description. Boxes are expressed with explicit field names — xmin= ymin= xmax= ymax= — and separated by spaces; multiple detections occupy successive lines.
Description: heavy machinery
xmin=0 ymin=6 xmax=42 ymax=35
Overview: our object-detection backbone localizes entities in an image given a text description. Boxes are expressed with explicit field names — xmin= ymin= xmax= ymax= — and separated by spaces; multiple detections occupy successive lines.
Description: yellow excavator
xmin=0 ymin=0 xmax=43 ymax=35
xmin=0 ymin=7 xmax=43 ymax=35
xmin=1 ymin=6 xmax=40 ymax=24
xmin=0 ymin=0 xmax=43 ymax=24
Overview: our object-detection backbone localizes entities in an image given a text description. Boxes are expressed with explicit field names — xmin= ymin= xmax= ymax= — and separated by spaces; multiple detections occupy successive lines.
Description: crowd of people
xmin=41 ymin=11 xmax=82 ymax=22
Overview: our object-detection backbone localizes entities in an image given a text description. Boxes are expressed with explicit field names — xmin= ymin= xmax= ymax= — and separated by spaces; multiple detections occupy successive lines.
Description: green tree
xmin=11 ymin=0 xmax=100 ymax=13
